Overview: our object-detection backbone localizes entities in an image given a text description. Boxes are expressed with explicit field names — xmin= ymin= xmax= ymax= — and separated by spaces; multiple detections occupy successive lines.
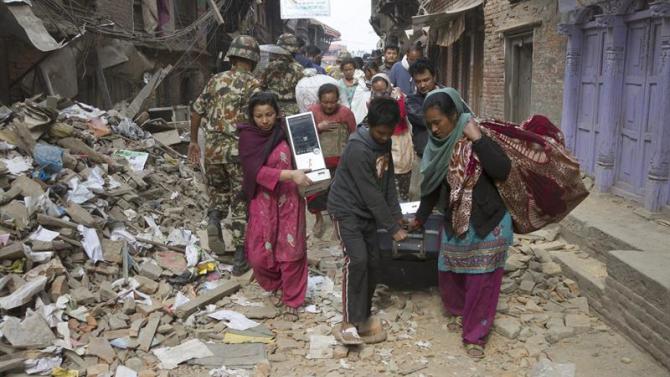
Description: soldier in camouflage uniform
xmin=329 ymin=50 xmax=352 ymax=80
xmin=260 ymin=33 xmax=304 ymax=116
xmin=188 ymin=35 xmax=261 ymax=276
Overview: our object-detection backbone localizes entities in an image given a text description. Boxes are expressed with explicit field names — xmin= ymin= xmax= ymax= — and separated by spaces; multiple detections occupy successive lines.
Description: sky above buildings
xmin=315 ymin=0 xmax=379 ymax=53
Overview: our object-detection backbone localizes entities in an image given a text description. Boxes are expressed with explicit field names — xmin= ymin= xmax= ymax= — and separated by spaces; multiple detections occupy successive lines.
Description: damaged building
xmin=1 ymin=0 xmax=340 ymax=112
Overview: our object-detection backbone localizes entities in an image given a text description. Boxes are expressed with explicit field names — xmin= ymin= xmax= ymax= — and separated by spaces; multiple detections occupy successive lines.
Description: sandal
xmin=332 ymin=324 xmax=364 ymax=346
xmin=446 ymin=316 xmax=462 ymax=332
xmin=269 ymin=291 xmax=283 ymax=308
xmin=464 ymin=343 xmax=485 ymax=359
xmin=282 ymin=306 xmax=299 ymax=322
xmin=358 ymin=316 xmax=388 ymax=344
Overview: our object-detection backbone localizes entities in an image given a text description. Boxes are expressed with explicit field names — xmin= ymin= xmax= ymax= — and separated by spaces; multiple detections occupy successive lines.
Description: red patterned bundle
xmin=480 ymin=115 xmax=588 ymax=234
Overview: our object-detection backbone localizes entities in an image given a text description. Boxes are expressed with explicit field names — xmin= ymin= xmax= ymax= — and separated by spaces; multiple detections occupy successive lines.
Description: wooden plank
xmin=0 ymin=242 xmax=24 ymax=260
xmin=137 ymin=314 xmax=161 ymax=352
xmin=0 ymin=356 xmax=25 ymax=373
xmin=37 ymin=214 xmax=78 ymax=230
xmin=208 ymin=0 xmax=225 ymax=25
xmin=175 ymin=280 xmax=241 ymax=319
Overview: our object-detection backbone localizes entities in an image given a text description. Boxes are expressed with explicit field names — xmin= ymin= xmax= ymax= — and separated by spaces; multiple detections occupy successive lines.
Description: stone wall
xmin=482 ymin=0 xmax=566 ymax=124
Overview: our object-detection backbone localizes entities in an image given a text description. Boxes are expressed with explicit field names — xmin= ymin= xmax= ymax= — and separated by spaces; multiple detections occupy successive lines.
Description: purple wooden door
xmin=574 ymin=26 xmax=606 ymax=175
xmin=615 ymin=17 xmax=663 ymax=198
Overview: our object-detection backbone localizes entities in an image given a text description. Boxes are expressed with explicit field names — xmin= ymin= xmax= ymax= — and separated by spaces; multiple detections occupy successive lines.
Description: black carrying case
xmin=377 ymin=212 xmax=444 ymax=289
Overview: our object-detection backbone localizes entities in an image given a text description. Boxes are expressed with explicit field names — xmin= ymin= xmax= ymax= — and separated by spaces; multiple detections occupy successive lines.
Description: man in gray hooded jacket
xmin=328 ymin=97 xmax=407 ymax=345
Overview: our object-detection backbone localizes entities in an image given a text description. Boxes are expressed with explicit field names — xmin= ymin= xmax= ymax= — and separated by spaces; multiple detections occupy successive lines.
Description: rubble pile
xmin=0 ymin=97 xmax=264 ymax=376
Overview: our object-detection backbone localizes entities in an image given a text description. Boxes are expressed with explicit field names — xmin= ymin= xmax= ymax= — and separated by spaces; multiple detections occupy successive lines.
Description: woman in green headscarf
xmin=408 ymin=88 xmax=512 ymax=358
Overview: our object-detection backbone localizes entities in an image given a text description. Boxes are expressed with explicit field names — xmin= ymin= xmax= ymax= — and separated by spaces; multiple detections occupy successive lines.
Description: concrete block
xmin=494 ymin=317 xmax=521 ymax=339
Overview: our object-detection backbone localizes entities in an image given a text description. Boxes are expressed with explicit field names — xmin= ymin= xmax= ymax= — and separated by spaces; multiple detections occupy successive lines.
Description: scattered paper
xmin=113 ymin=150 xmax=149 ymax=171
xmin=305 ymin=304 xmax=320 ymax=314
xmin=107 ymin=175 xmax=122 ymax=189
xmin=173 ymin=292 xmax=190 ymax=309
xmin=29 ymin=226 xmax=60 ymax=242
xmin=209 ymin=366 xmax=250 ymax=377
xmin=152 ymin=339 xmax=214 ymax=370
xmin=167 ymin=228 xmax=193 ymax=247
xmin=24 ymin=356 xmax=63 ymax=374
xmin=60 ymin=103 xmax=106 ymax=119
xmin=2 ymin=156 xmax=33 ymax=174
xmin=208 ymin=310 xmax=260 ymax=331
xmin=77 ymin=225 xmax=104 ymax=263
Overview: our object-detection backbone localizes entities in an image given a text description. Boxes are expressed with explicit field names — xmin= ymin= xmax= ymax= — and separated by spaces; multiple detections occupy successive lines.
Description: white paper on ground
xmin=24 ymin=356 xmax=62 ymax=374
xmin=167 ymin=228 xmax=192 ymax=247
xmin=113 ymin=150 xmax=149 ymax=171
xmin=185 ymin=241 xmax=200 ymax=267
xmin=207 ymin=310 xmax=260 ymax=331
xmin=305 ymin=304 xmax=320 ymax=313
xmin=77 ymin=225 xmax=104 ymax=263
xmin=0 ymin=275 xmax=47 ymax=310
xmin=173 ymin=292 xmax=190 ymax=309
xmin=2 ymin=156 xmax=33 ymax=174
xmin=67 ymin=177 xmax=95 ymax=204
xmin=209 ymin=366 xmax=251 ymax=377
xmin=29 ymin=226 xmax=60 ymax=242
xmin=107 ymin=175 xmax=122 ymax=189
xmin=307 ymin=275 xmax=335 ymax=298
xmin=151 ymin=338 xmax=214 ymax=370
xmin=0 ymin=234 xmax=9 ymax=246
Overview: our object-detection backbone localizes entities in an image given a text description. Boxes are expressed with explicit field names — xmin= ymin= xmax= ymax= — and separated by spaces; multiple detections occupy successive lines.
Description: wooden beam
xmin=208 ymin=0 xmax=225 ymax=25
xmin=174 ymin=280 xmax=240 ymax=318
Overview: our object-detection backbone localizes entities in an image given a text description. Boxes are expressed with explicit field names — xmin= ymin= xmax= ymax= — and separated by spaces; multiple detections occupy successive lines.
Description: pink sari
xmin=245 ymin=140 xmax=307 ymax=308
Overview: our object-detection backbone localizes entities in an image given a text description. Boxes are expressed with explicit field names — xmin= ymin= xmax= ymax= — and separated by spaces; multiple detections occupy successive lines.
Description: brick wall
xmin=603 ymin=250 xmax=670 ymax=370
xmin=482 ymin=0 xmax=566 ymax=124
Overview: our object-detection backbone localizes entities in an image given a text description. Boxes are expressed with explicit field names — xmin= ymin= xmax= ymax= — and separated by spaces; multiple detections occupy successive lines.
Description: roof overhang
xmin=412 ymin=0 xmax=483 ymax=29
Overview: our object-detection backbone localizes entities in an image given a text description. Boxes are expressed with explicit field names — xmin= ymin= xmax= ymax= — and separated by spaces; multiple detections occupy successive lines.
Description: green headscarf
xmin=420 ymin=87 xmax=472 ymax=196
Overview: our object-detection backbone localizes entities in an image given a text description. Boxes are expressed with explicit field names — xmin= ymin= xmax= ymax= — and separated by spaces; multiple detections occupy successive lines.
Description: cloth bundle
xmin=480 ymin=115 xmax=588 ymax=234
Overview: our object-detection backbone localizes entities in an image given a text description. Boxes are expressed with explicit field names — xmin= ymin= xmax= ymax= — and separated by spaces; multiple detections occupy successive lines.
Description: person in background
xmin=296 ymin=45 xmax=326 ymax=75
xmin=238 ymin=92 xmax=312 ymax=321
xmin=408 ymin=88 xmax=512 ymax=359
xmin=328 ymin=97 xmax=408 ymax=345
xmin=406 ymin=58 xmax=443 ymax=158
xmin=189 ymin=35 xmax=260 ymax=276
xmin=329 ymin=50 xmax=352 ymax=80
xmin=307 ymin=84 xmax=357 ymax=238
xmin=341 ymin=59 xmax=371 ymax=125
xmin=363 ymin=61 xmax=380 ymax=89
xmin=379 ymin=45 xmax=399 ymax=74
xmin=389 ymin=44 xmax=424 ymax=95
xmin=369 ymin=73 xmax=414 ymax=201
xmin=338 ymin=59 xmax=359 ymax=107
xmin=261 ymin=33 xmax=304 ymax=116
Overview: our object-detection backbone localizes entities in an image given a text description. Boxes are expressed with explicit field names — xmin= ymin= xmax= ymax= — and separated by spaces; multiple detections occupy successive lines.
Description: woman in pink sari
xmin=238 ymin=92 xmax=312 ymax=320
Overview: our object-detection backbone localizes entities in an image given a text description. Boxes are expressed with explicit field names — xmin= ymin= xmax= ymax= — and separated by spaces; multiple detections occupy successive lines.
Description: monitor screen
xmin=287 ymin=113 xmax=320 ymax=155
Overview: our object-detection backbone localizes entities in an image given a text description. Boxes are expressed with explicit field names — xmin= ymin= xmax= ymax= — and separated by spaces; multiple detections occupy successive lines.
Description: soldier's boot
xmin=207 ymin=210 xmax=227 ymax=255
xmin=232 ymin=246 xmax=250 ymax=276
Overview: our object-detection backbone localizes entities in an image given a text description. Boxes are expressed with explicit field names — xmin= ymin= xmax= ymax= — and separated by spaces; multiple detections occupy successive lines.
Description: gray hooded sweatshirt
xmin=327 ymin=125 xmax=403 ymax=234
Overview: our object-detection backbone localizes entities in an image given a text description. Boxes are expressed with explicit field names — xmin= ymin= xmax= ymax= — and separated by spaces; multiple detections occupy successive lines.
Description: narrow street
xmin=1 ymin=0 xmax=670 ymax=376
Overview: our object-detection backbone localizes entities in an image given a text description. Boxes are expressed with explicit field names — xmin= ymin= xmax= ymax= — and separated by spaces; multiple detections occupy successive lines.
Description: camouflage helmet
xmin=226 ymin=35 xmax=260 ymax=63
xmin=337 ymin=50 xmax=352 ymax=61
xmin=276 ymin=33 xmax=300 ymax=54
